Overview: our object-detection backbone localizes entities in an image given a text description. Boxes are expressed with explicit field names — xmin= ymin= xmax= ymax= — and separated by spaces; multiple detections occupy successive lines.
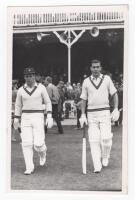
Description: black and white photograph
xmin=7 ymin=5 xmax=128 ymax=193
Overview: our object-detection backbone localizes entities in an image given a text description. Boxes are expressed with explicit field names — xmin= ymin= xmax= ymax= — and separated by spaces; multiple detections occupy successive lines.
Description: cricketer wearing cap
xmin=79 ymin=59 xmax=119 ymax=173
xmin=14 ymin=67 xmax=53 ymax=175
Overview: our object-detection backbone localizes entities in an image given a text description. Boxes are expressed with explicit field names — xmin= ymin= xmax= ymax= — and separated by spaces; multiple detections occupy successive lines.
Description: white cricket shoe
xmin=24 ymin=167 xmax=34 ymax=175
xmin=102 ymin=158 xmax=109 ymax=167
xmin=94 ymin=165 xmax=102 ymax=173
xmin=94 ymin=168 xmax=102 ymax=173
xmin=39 ymin=151 xmax=46 ymax=166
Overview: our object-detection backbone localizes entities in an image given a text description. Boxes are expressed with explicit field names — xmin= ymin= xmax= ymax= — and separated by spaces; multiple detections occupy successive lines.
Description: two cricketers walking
xmin=13 ymin=60 xmax=120 ymax=175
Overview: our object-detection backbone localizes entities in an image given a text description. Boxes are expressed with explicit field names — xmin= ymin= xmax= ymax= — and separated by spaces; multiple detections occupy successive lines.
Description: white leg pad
xmin=34 ymin=143 xmax=47 ymax=153
xmin=101 ymin=139 xmax=112 ymax=159
xmin=22 ymin=145 xmax=34 ymax=171
xmin=90 ymin=142 xmax=102 ymax=171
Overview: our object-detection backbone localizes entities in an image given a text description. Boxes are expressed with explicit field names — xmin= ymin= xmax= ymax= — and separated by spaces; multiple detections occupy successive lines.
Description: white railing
xmin=13 ymin=11 xmax=124 ymax=27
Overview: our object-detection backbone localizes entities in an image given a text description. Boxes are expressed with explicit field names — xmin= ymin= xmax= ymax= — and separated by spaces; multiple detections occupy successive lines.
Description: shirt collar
xmin=24 ymin=82 xmax=38 ymax=88
xmin=48 ymin=83 xmax=53 ymax=87
xmin=91 ymin=73 xmax=103 ymax=80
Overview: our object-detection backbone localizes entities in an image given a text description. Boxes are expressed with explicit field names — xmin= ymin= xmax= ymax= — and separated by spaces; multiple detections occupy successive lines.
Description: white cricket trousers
xmin=87 ymin=110 xmax=113 ymax=171
xmin=21 ymin=113 xmax=46 ymax=171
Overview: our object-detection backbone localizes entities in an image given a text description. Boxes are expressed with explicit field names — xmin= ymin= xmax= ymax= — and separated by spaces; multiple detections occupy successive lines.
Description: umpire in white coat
xmin=79 ymin=59 xmax=119 ymax=173
xmin=14 ymin=67 xmax=53 ymax=175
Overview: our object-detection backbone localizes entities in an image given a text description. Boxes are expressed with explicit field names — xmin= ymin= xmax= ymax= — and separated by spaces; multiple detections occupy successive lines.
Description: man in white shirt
xmin=79 ymin=59 xmax=119 ymax=173
xmin=14 ymin=67 xmax=53 ymax=175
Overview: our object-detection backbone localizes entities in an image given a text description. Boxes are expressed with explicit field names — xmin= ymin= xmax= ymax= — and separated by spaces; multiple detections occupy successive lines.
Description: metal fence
xmin=13 ymin=10 xmax=124 ymax=27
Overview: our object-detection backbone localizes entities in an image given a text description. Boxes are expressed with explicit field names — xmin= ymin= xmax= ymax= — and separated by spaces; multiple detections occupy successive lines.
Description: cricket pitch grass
xmin=11 ymin=125 xmax=122 ymax=191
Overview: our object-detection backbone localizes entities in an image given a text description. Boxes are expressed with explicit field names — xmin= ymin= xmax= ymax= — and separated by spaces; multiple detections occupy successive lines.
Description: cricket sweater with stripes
xmin=80 ymin=74 xmax=117 ymax=111
xmin=14 ymin=82 xmax=52 ymax=117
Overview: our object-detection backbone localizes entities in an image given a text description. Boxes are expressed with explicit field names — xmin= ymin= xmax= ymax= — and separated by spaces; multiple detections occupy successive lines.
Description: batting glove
xmin=46 ymin=113 xmax=53 ymax=128
xmin=13 ymin=118 xmax=20 ymax=130
xmin=79 ymin=114 xmax=88 ymax=128
xmin=111 ymin=108 xmax=120 ymax=122
xmin=42 ymin=104 xmax=46 ymax=110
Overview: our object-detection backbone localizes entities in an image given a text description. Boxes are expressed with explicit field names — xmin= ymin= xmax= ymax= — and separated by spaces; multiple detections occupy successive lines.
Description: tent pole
xmin=68 ymin=45 xmax=71 ymax=83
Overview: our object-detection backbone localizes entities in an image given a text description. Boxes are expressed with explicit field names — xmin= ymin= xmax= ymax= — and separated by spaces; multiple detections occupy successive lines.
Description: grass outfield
xmin=11 ymin=125 xmax=122 ymax=191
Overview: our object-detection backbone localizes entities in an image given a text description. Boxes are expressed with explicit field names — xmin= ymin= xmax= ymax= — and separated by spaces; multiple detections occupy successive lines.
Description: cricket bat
xmin=82 ymin=124 xmax=86 ymax=174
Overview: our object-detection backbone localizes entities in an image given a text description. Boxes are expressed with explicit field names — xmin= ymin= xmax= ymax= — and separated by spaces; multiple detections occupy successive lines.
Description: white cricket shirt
xmin=80 ymin=74 xmax=117 ymax=110
xmin=15 ymin=82 xmax=52 ymax=117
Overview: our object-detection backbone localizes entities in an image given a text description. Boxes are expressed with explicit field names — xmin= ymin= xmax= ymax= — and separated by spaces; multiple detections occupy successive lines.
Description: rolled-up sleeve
xmin=80 ymin=80 xmax=88 ymax=100
xmin=108 ymin=76 xmax=117 ymax=96
xmin=41 ymin=86 xmax=52 ymax=112
xmin=14 ymin=89 xmax=23 ymax=117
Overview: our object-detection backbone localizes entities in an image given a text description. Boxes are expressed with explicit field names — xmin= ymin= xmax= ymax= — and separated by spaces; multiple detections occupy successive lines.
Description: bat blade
xmin=82 ymin=125 xmax=86 ymax=174
xmin=82 ymin=138 xmax=86 ymax=174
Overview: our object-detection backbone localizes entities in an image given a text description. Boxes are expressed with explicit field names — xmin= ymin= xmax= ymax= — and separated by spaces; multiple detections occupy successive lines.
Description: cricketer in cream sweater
xmin=80 ymin=59 xmax=119 ymax=173
xmin=14 ymin=67 xmax=53 ymax=175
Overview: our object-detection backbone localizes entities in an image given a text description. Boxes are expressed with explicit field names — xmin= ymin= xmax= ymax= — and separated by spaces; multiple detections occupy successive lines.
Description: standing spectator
xmin=57 ymin=81 xmax=65 ymax=121
xmin=13 ymin=67 xmax=53 ymax=175
xmin=71 ymin=83 xmax=77 ymax=100
xmin=63 ymin=73 xmax=68 ymax=83
xmin=45 ymin=76 xmax=64 ymax=134
xmin=12 ymin=81 xmax=18 ymax=142
xmin=113 ymin=68 xmax=120 ymax=82
xmin=74 ymin=83 xmax=82 ymax=129
xmin=72 ymin=83 xmax=76 ymax=89
xmin=52 ymin=74 xmax=59 ymax=86
xmin=35 ymin=72 xmax=42 ymax=83
xmin=83 ymin=74 xmax=87 ymax=79
xmin=12 ymin=80 xmax=18 ymax=111
xmin=79 ymin=59 xmax=119 ymax=173
xmin=74 ymin=99 xmax=82 ymax=129
xmin=118 ymin=74 xmax=123 ymax=124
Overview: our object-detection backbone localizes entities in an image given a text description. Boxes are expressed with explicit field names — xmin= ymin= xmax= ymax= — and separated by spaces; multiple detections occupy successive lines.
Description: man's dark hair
xmin=91 ymin=59 xmax=102 ymax=66
xmin=58 ymin=81 xmax=64 ymax=85
xmin=46 ymin=76 xmax=52 ymax=83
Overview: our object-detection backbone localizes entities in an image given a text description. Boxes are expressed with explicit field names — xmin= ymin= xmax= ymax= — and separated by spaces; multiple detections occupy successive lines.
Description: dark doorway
xmin=13 ymin=29 xmax=124 ymax=84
